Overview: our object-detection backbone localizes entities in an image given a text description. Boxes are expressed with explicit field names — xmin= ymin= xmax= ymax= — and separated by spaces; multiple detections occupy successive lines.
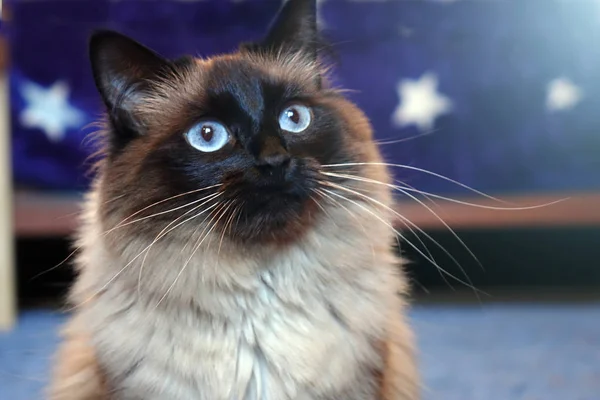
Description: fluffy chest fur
xmin=87 ymin=275 xmax=390 ymax=400
xmin=69 ymin=193 xmax=404 ymax=400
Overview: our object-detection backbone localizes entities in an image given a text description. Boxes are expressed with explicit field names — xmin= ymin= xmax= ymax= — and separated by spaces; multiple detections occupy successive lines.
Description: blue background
xmin=7 ymin=0 xmax=600 ymax=195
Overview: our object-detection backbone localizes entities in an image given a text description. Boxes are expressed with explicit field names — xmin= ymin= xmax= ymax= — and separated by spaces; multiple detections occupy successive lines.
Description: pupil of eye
xmin=287 ymin=109 xmax=300 ymax=124
xmin=201 ymin=126 xmax=214 ymax=142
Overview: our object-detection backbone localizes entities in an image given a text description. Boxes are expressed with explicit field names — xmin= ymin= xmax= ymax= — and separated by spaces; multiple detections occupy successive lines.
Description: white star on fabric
xmin=546 ymin=77 xmax=583 ymax=112
xmin=391 ymin=72 xmax=453 ymax=132
xmin=19 ymin=80 xmax=86 ymax=142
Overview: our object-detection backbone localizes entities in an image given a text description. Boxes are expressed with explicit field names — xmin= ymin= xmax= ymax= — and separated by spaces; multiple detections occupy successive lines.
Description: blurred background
xmin=1 ymin=0 xmax=600 ymax=399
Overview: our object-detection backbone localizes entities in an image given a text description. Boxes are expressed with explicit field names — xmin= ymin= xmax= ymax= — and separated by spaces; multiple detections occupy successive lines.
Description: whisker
xmin=232 ymin=201 xmax=245 ymax=237
xmin=321 ymin=180 xmax=480 ymax=298
xmin=399 ymin=187 xmax=568 ymax=211
xmin=392 ymin=216 xmax=455 ymax=291
xmin=318 ymin=185 xmax=486 ymax=296
xmin=137 ymin=192 xmax=223 ymax=297
xmin=31 ymin=186 xmax=222 ymax=282
xmin=179 ymin=213 xmax=206 ymax=256
xmin=313 ymin=187 xmax=367 ymax=236
xmin=320 ymin=170 xmax=568 ymax=211
xmin=396 ymin=180 xmax=440 ymax=210
xmin=393 ymin=186 xmax=484 ymax=271
xmin=310 ymin=189 xmax=341 ymax=231
xmin=321 ymin=162 xmax=514 ymax=204
xmin=374 ymin=129 xmax=438 ymax=145
xmin=217 ymin=201 xmax=237 ymax=256
xmin=322 ymin=171 xmax=483 ymax=271
xmin=53 ymin=192 xmax=128 ymax=221
xmin=411 ymin=278 xmax=431 ymax=295
xmin=111 ymin=184 xmax=222 ymax=230
xmin=68 ymin=195 xmax=223 ymax=311
xmin=155 ymin=200 xmax=229 ymax=309
xmin=227 ymin=203 xmax=243 ymax=237
xmin=30 ymin=248 xmax=80 ymax=282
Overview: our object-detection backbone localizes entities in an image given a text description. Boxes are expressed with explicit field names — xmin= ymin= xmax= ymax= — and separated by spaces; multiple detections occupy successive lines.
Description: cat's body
xmin=49 ymin=1 xmax=420 ymax=399
xmin=52 ymin=182 xmax=416 ymax=400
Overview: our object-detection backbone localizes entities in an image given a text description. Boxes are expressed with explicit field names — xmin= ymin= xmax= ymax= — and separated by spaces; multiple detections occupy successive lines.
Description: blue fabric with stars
xmin=7 ymin=0 xmax=600 ymax=193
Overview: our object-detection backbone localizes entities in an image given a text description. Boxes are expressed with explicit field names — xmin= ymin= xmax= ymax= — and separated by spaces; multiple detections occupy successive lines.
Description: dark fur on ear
xmin=241 ymin=0 xmax=323 ymax=63
xmin=89 ymin=30 xmax=175 ymax=152
xmin=263 ymin=0 xmax=318 ymax=58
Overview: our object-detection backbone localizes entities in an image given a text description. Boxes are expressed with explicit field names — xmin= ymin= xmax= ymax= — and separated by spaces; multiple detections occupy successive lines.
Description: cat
xmin=48 ymin=0 xmax=420 ymax=399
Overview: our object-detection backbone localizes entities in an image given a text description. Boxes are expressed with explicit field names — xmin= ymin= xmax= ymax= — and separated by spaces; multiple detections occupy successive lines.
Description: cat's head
xmin=90 ymin=0 xmax=389 ymax=246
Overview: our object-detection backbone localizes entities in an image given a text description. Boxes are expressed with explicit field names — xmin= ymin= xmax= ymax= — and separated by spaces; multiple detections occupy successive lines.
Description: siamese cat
xmin=49 ymin=1 xmax=419 ymax=399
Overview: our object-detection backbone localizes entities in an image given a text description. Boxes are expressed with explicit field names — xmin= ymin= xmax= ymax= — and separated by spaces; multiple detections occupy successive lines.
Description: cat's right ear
xmin=89 ymin=30 xmax=170 ymax=150
xmin=253 ymin=0 xmax=319 ymax=61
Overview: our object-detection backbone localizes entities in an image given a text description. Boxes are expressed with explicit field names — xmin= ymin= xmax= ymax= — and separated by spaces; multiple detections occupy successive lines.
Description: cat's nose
xmin=254 ymin=136 xmax=291 ymax=172
xmin=255 ymin=147 xmax=293 ymax=182
xmin=257 ymin=152 xmax=291 ymax=169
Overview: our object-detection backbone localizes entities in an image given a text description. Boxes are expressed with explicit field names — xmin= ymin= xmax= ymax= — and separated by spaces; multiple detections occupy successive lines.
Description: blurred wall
xmin=7 ymin=0 xmax=600 ymax=196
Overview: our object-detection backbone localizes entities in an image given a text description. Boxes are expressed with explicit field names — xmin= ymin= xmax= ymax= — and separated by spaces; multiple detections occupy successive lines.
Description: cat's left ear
xmin=260 ymin=0 xmax=319 ymax=61
xmin=89 ymin=30 xmax=173 ymax=151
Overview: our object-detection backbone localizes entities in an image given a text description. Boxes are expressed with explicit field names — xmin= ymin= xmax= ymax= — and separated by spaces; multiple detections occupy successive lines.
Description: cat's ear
xmin=261 ymin=0 xmax=319 ymax=61
xmin=89 ymin=30 xmax=170 ymax=149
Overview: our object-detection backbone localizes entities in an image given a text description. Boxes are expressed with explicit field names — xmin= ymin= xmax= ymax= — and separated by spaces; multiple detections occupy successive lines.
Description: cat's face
xmin=91 ymin=0 xmax=386 ymax=245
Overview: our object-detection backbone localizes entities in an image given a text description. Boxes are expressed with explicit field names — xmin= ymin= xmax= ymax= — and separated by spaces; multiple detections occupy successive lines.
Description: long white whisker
xmin=399 ymin=187 xmax=568 ymax=211
xmin=137 ymin=192 xmax=223 ymax=297
xmin=393 ymin=186 xmax=484 ymax=271
xmin=318 ymin=185 xmax=486 ymax=295
xmin=30 ymin=248 xmax=80 ymax=281
xmin=313 ymin=186 xmax=380 ymax=267
xmin=310 ymin=189 xmax=341 ymax=231
xmin=334 ymin=172 xmax=465 ymax=287
xmin=218 ymin=201 xmax=237 ymax=256
xmin=68 ymin=195 xmax=223 ymax=311
xmin=321 ymin=162 xmax=513 ymax=204
xmin=154 ymin=201 xmax=229 ymax=309
xmin=321 ymin=170 xmax=568 ymax=211
xmin=314 ymin=188 xmax=359 ymax=227
xmin=227 ymin=203 xmax=243 ymax=238
xmin=391 ymin=213 xmax=457 ymax=289
xmin=322 ymin=180 xmax=480 ymax=298
xmin=232 ymin=201 xmax=245 ymax=237
xmin=32 ymin=186 xmax=222 ymax=281
xmin=109 ymin=190 xmax=221 ymax=233
xmin=390 ymin=214 xmax=455 ymax=290
xmin=396 ymin=180 xmax=440 ymax=209
xmin=112 ymin=184 xmax=222 ymax=229
xmin=322 ymin=171 xmax=484 ymax=271
xmin=375 ymin=129 xmax=438 ymax=145
xmin=314 ymin=186 xmax=379 ymax=262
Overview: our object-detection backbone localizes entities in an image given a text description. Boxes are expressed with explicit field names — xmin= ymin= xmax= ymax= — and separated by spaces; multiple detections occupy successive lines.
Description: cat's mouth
xmin=220 ymin=168 xmax=320 ymax=244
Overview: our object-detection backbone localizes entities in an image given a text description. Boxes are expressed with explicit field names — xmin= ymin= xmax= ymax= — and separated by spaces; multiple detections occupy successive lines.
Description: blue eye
xmin=278 ymin=104 xmax=312 ymax=133
xmin=184 ymin=121 xmax=230 ymax=153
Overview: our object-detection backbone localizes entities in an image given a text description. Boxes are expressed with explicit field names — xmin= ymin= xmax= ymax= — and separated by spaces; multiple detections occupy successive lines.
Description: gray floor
xmin=1 ymin=301 xmax=600 ymax=399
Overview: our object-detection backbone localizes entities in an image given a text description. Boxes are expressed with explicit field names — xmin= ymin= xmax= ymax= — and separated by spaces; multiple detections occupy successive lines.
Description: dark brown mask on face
xmin=89 ymin=0 xmax=376 ymax=245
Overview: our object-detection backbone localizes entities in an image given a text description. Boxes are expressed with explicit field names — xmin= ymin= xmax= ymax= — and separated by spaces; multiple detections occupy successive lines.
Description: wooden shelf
xmin=13 ymin=190 xmax=600 ymax=237
xmin=14 ymin=191 xmax=82 ymax=237
xmin=393 ymin=192 xmax=600 ymax=230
